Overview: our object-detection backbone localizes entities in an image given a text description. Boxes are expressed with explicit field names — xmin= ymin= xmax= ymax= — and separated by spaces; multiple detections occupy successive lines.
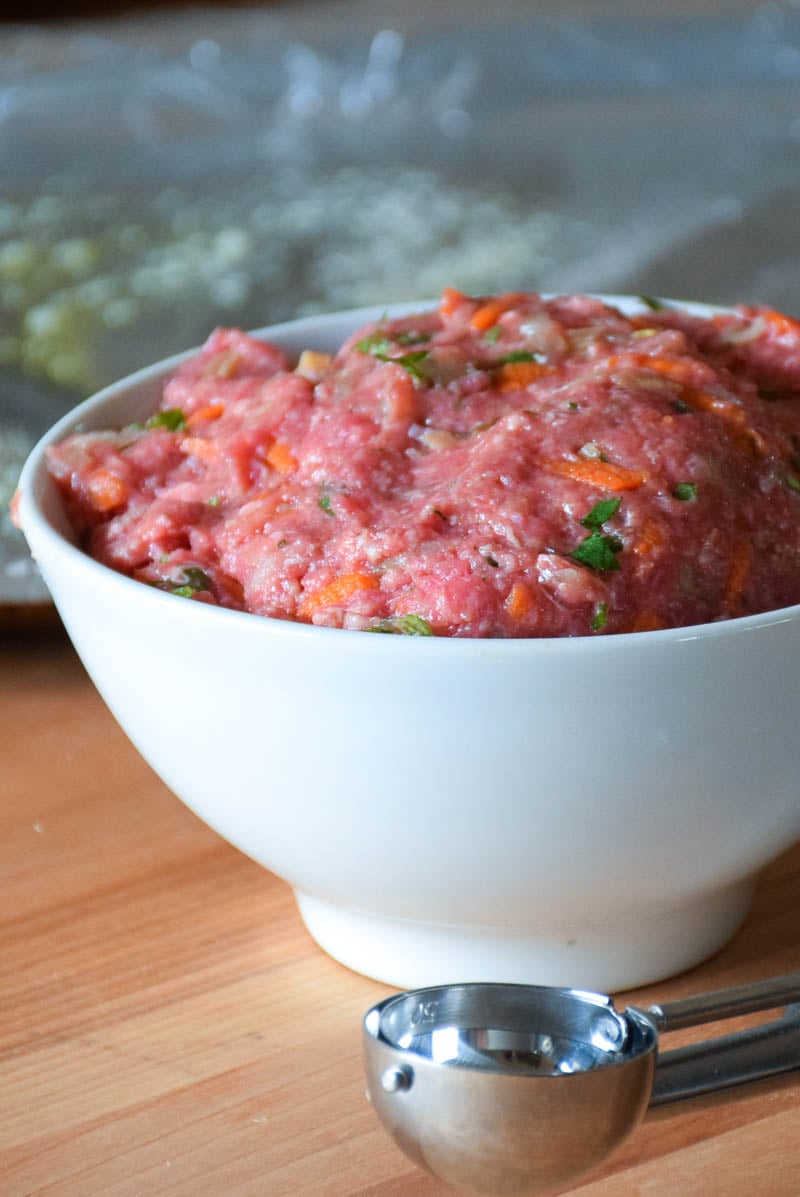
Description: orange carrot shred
xmin=723 ymin=538 xmax=753 ymax=611
xmin=439 ymin=287 xmax=466 ymax=317
xmin=178 ymin=435 xmax=217 ymax=461
xmin=633 ymin=519 xmax=663 ymax=556
xmin=265 ymin=440 xmax=298 ymax=475
xmin=495 ymin=361 xmax=554 ymax=392
xmin=470 ymin=292 xmax=529 ymax=332
xmin=86 ymin=469 xmax=128 ymax=512
xmin=630 ymin=611 xmax=667 ymax=633
xmin=506 ymin=581 xmax=534 ymax=620
xmin=605 ymin=352 xmax=700 ymax=384
xmin=299 ymin=572 xmax=379 ymax=619
xmin=186 ymin=402 xmax=225 ymax=429
xmin=759 ymin=308 xmax=800 ymax=339
xmin=543 ymin=458 xmax=647 ymax=491
xmin=681 ymin=387 xmax=746 ymax=425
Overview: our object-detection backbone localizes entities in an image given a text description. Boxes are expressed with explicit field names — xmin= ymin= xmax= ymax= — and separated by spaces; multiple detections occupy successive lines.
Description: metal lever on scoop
xmin=645 ymin=974 xmax=800 ymax=1106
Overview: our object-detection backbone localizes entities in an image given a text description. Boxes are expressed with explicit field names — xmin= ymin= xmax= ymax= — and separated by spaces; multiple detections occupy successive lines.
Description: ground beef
xmin=46 ymin=289 xmax=800 ymax=637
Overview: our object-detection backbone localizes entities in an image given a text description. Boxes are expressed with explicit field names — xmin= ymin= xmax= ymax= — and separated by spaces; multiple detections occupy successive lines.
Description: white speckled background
xmin=4 ymin=0 xmax=800 ymax=606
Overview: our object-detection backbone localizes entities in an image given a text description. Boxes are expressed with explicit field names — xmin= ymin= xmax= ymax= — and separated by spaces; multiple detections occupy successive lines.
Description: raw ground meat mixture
xmin=45 ymin=289 xmax=800 ymax=637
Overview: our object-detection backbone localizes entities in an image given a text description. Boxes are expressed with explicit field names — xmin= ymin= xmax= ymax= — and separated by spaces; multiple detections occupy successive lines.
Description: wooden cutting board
xmin=1 ymin=626 xmax=798 ymax=1196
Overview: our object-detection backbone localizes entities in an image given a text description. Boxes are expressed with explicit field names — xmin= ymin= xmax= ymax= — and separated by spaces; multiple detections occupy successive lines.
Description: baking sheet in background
xmin=3 ymin=0 xmax=800 ymax=609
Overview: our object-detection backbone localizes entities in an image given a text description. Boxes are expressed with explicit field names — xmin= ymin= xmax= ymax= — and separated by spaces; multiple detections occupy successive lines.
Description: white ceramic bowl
xmin=17 ymin=300 xmax=800 ymax=992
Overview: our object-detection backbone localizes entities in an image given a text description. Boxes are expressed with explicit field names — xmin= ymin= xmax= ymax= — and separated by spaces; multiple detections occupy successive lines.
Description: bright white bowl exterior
xmin=18 ymin=300 xmax=800 ymax=991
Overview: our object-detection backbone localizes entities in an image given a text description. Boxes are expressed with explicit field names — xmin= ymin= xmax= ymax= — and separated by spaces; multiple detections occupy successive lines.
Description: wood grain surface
xmin=1 ymin=625 xmax=799 ymax=1197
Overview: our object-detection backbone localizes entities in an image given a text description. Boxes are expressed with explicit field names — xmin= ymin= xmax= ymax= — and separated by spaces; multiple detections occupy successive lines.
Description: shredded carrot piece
xmin=495 ymin=361 xmax=554 ymax=391
xmin=179 ymin=435 xmax=217 ymax=461
xmin=86 ymin=469 xmax=128 ymax=512
xmin=264 ymin=440 xmax=298 ymax=475
xmin=543 ymin=459 xmax=647 ymax=491
xmin=681 ymin=387 xmax=746 ymax=426
xmin=470 ymin=293 xmax=525 ymax=332
xmin=299 ymin=572 xmax=379 ymax=618
xmin=605 ymin=352 xmax=700 ymax=384
xmin=186 ymin=402 xmax=225 ymax=429
xmin=633 ymin=519 xmax=663 ymax=556
xmin=439 ymin=287 xmax=466 ymax=317
xmin=608 ymin=355 xmax=755 ymax=431
xmin=723 ymin=538 xmax=753 ymax=611
xmin=506 ymin=581 xmax=534 ymax=620
xmin=630 ymin=611 xmax=667 ymax=633
xmin=758 ymin=308 xmax=800 ymax=339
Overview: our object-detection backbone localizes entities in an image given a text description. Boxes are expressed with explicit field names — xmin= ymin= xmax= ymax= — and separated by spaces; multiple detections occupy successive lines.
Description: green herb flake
xmin=495 ymin=350 xmax=543 ymax=365
xmin=638 ymin=295 xmax=665 ymax=311
xmin=356 ymin=332 xmax=392 ymax=356
xmin=394 ymin=614 xmax=434 ymax=636
xmin=673 ymin=482 xmax=698 ymax=502
xmin=171 ymin=585 xmax=195 ymax=598
xmin=318 ymin=494 xmax=334 ymax=516
xmin=181 ymin=567 xmax=212 ymax=592
xmin=385 ymin=349 xmax=430 ymax=381
xmin=358 ymin=332 xmax=431 ymax=381
xmin=207 ymin=495 xmax=220 ymax=507
xmin=672 ymin=399 xmax=690 ymax=414
xmin=396 ymin=330 xmax=432 ymax=346
xmin=570 ymin=532 xmax=623 ymax=572
xmin=484 ymin=554 xmax=500 ymax=568
xmin=484 ymin=327 xmax=502 ymax=343
xmin=567 ymin=401 xmax=580 ymax=411
xmin=277 ymin=538 xmax=288 ymax=548
xmin=580 ymin=497 xmax=621 ymax=529
xmin=786 ymin=474 xmax=800 ymax=493
xmin=591 ymin=602 xmax=608 ymax=631
xmin=145 ymin=408 xmax=186 ymax=432
xmin=366 ymin=614 xmax=434 ymax=636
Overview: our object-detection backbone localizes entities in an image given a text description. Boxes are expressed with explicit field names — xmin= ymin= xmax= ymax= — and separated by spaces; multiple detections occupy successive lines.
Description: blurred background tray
xmin=4 ymin=0 xmax=800 ymax=611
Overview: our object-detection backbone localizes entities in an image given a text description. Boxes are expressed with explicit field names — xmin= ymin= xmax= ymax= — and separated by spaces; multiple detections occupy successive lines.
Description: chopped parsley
xmin=570 ymin=532 xmax=623 ymax=572
xmin=356 ymin=332 xmax=431 ymax=381
xmin=484 ymin=327 xmax=502 ymax=343
xmin=356 ymin=332 xmax=392 ymax=355
xmin=672 ymin=399 xmax=690 ymax=414
xmin=144 ymin=408 xmax=186 ymax=432
xmin=383 ymin=349 xmax=430 ymax=381
xmin=673 ymin=482 xmax=698 ymax=501
xmin=277 ymin=538 xmax=288 ymax=548
xmin=180 ymin=567 xmax=212 ymax=591
xmin=495 ymin=350 xmax=544 ymax=365
xmin=580 ymin=497 xmax=621 ymax=530
xmin=367 ymin=614 xmax=434 ymax=636
xmin=786 ymin=474 xmax=800 ymax=493
xmin=638 ymin=295 xmax=666 ymax=311
xmin=207 ymin=495 xmax=220 ymax=507
xmin=567 ymin=401 xmax=580 ymax=411
xmin=591 ymin=602 xmax=609 ymax=631
xmin=396 ymin=330 xmax=432 ymax=346
xmin=162 ymin=566 xmax=212 ymax=598
xmin=318 ymin=494 xmax=334 ymax=516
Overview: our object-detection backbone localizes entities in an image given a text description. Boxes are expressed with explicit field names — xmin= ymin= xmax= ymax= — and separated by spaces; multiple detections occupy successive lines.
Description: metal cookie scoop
xmin=363 ymin=975 xmax=800 ymax=1196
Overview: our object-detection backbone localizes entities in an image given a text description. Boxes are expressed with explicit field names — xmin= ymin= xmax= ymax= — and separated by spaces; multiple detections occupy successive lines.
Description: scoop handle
xmin=648 ymin=973 xmax=800 ymax=1031
xmin=646 ymin=973 xmax=800 ymax=1107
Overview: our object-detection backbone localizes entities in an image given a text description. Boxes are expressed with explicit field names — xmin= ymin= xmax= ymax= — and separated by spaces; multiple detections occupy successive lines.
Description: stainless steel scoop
xmin=363 ymin=974 xmax=800 ymax=1196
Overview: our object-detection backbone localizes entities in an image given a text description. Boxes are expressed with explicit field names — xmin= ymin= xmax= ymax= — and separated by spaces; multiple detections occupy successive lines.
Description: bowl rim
xmin=17 ymin=293 xmax=800 ymax=653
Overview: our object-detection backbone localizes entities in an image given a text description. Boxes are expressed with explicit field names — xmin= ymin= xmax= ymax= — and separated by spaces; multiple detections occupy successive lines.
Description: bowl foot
xmin=295 ymin=880 xmax=755 ymax=991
